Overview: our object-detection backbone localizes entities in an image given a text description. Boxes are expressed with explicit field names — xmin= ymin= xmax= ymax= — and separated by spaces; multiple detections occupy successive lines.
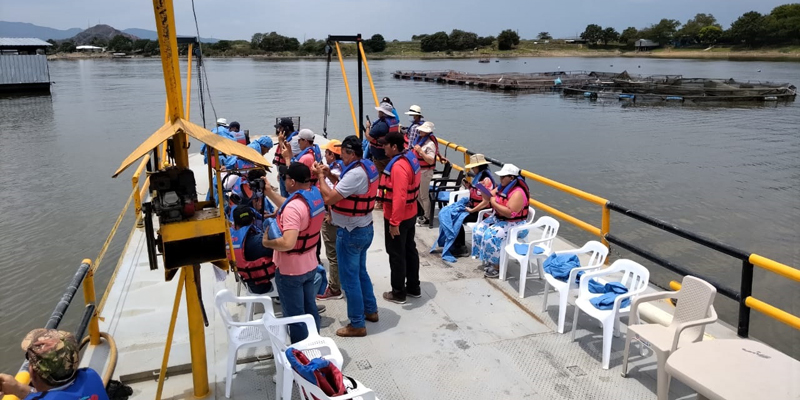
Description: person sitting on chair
xmin=451 ymin=154 xmax=496 ymax=257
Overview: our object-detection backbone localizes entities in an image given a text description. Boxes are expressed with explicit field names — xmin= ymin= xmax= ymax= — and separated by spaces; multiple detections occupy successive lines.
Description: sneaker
xmin=336 ymin=324 xmax=367 ymax=337
xmin=416 ymin=217 xmax=430 ymax=226
xmin=365 ymin=312 xmax=379 ymax=323
xmin=484 ymin=268 xmax=500 ymax=279
xmin=382 ymin=291 xmax=406 ymax=304
xmin=317 ymin=287 xmax=343 ymax=300
xmin=316 ymin=304 xmax=327 ymax=314
xmin=406 ymin=288 xmax=422 ymax=298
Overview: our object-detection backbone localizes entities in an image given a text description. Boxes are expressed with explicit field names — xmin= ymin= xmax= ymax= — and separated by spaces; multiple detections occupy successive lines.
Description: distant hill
xmin=0 ymin=21 xmax=81 ymax=40
xmin=70 ymin=24 xmax=137 ymax=45
xmin=122 ymin=28 xmax=219 ymax=43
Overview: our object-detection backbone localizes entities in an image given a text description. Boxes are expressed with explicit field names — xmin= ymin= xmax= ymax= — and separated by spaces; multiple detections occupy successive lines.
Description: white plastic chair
xmin=287 ymin=359 xmax=379 ymax=400
xmin=215 ymin=289 xmax=277 ymax=398
xmin=500 ymin=216 xmax=560 ymax=297
xmin=470 ymin=207 xmax=535 ymax=263
xmin=238 ymin=280 xmax=278 ymax=321
xmin=447 ymin=189 xmax=470 ymax=205
xmin=571 ymin=259 xmax=650 ymax=369
xmin=621 ymin=275 xmax=718 ymax=400
xmin=540 ymin=241 xmax=609 ymax=333
xmin=266 ymin=316 xmax=344 ymax=400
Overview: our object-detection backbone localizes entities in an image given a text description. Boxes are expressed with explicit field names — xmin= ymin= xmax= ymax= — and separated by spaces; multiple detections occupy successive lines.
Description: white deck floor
xmin=85 ymin=143 xmax=731 ymax=400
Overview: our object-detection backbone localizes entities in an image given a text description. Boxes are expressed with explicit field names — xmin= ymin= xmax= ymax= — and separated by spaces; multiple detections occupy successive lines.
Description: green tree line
xmin=582 ymin=3 xmax=800 ymax=47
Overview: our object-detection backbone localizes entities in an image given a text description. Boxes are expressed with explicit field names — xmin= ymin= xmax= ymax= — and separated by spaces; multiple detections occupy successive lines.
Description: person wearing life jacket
xmin=0 ymin=329 xmax=109 ymax=400
xmin=202 ymin=117 xmax=235 ymax=166
xmin=274 ymin=117 xmax=300 ymax=197
xmin=471 ymin=163 xmax=531 ymax=279
xmin=227 ymin=121 xmax=248 ymax=145
xmin=411 ymin=121 xmax=440 ymax=226
xmin=286 ymin=129 xmax=322 ymax=181
xmin=364 ymin=102 xmax=400 ymax=208
xmin=376 ymin=131 xmax=422 ymax=305
xmin=261 ymin=162 xmax=325 ymax=343
xmin=402 ymin=104 xmax=425 ymax=148
xmin=229 ymin=206 xmax=276 ymax=294
xmin=315 ymin=140 xmax=345 ymax=303
xmin=448 ymin=154 xmax=496 ymax=257
xmin=314 ymin=135 xmax=379 ymax=337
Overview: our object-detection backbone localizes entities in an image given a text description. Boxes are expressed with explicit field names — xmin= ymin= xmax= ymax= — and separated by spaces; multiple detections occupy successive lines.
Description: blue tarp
xmin=430 ymin=197 xmax=470 ymax=262
xmin=542 ymin=253 xmax=581 ymax=281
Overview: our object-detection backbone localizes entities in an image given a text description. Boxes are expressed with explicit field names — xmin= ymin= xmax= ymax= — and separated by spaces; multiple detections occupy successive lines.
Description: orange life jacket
xmin=331 ymin=159 xmax=380 ymax=217
xmin=277 ymin=187 xmax=326 ymax=254
xmin=378 ymin=150 xmax=421 ymax=204
xmin=411 ymin=134 xmax=439 ymax=170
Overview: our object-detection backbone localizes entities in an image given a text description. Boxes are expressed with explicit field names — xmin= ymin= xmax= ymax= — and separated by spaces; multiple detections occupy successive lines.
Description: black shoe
xmin=406 ymin=288 xmax=422 ymax=298
xmin=451 ymin=246 xmax=470 ymax=258
xmin=382 ymin=291 xmax=407 ymax=304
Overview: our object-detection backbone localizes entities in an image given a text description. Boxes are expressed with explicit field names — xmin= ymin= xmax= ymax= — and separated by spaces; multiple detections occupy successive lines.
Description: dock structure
xmin=0 ymin=38 xmax=52 ymax=93
xmin=393 ymin=69 xmax=628 ymax=92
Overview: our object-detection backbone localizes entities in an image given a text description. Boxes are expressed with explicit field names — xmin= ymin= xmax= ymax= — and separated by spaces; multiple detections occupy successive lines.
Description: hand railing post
xmin=81 ymin=258 xmax=101 ymax=345
xmin=738 ymin=259 xmax=754 ymax=337
xmin=601 ymin=203 xmax=611 ymax=248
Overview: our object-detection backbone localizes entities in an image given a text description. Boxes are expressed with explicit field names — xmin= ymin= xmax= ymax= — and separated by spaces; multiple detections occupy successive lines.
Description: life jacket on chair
xmin=273 ymin=130 xmax=298 ymax=166
xmin=411 ymin=134 xmax=439 ymax=170
xmin=228 ymin=223 xmax=275 ymax=286
xmin=378 ymin=150 xmax=421 ymax=204
xmin=331 ymin=159 xmax=380 ymax=217
xmin=468 ymin=169 xmax=497 ymax=208
xmin=277 ymin=187 xmax=326 ymax=255
xmin=494 ymin=176 xmax=530 ymax=222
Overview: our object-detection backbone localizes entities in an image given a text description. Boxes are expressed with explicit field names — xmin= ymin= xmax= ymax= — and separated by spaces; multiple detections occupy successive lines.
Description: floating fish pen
xmin=563 ymin=75 xmax=797 ymax=103
xmin=392 ymin=69 xmax=633 ymax=92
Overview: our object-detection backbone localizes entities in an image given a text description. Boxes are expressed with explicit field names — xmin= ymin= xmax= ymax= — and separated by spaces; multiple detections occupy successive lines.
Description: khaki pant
xmin=321 ymin=218 xmax=340 ymax=291
xmin=418 ymin=168 xmax=434 ymax=220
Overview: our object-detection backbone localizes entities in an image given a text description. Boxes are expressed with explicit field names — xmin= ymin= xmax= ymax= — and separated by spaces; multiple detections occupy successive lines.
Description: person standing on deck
xmin=365 ymin=102 xmax=400 ymax=207
xmin=202 ymin=117 xmax=233 ymax=165
xmin=412 ymin=121 xmax=439 ymax=226
xmin=317 ymin=140 xmax=345 ymax=302
xmin=378 ymin=132 xmax=422 ymax=304
xmin=402 ymin=105 xmax=424 ymax=148
xmin=262 ymin=163 xmax=324 ymax=343
xmin=274 ymin=118 xmax=300 ymax=197
xmin=314 ymin=135 xmax=380 ymax=337
xmin=0 ymin=329 xmax=110 ymax=400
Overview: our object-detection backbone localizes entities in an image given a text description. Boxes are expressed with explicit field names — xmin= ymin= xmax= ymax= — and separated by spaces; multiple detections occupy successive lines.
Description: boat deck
xmin=85 ymin=145 xmax=729 ymax=399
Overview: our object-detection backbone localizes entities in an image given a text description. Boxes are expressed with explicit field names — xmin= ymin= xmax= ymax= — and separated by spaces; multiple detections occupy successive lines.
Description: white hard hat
xmin=404 ymin=105 xmax=423 ymax=116
xmin=216 ymin=118 xmax=228 ymax=126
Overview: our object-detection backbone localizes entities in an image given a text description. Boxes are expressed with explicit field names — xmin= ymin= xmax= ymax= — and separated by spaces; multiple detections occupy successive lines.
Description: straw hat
xmin=464 ymin=154 xmax=490 ymax=169
xmin=323 ymin=139 xmax=342 ymax=155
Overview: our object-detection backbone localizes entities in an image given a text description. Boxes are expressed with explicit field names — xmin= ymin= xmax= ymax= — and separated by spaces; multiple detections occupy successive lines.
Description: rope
xmin=191 ymin=0 xmax=216 ymax=124
xmin=93 ymin=187 xmax=135 ymax=274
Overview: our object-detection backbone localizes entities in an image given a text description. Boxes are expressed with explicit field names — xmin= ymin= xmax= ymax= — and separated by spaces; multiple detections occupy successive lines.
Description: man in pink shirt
xmin=262 ymin=162 xmax=325 ymax=343
xmin=377 ymin=132 xmax=422 ymax=304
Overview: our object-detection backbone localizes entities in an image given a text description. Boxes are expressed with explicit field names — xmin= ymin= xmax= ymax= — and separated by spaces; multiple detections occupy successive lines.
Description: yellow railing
xmin=436 ymin=136 xmax=799 ymax=333
xmin=132 ymin=154 xmax=151 ymax=227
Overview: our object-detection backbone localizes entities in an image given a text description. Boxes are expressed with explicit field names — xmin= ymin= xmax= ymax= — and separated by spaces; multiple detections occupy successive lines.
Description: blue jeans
xmin=336 ymin=225 xmax=378 ymax=328
xmin=274 ymin=268 xmax=320 ymax=343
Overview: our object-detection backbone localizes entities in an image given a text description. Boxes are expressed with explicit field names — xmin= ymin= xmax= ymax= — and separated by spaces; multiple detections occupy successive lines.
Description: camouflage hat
xmin=21 ymin=329 xmax=79 ymax=386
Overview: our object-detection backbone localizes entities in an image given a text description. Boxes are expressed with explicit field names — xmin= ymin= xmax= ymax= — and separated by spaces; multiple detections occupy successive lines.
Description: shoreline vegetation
xmin=48 ymin=43 xmax=800 ymax=62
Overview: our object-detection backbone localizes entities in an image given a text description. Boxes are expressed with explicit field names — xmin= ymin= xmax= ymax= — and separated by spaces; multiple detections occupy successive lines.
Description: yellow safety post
xmin=601 ymin=204 xmax=611 ymax=247
xmin=132 ymin=155 xmax=150 ymax=228
xmin=81 ymin=258 xmax=101 ymax=346
xmin=334 ymin=42 xmax=360 ymax=138
xmin=185 ymin=44 xmax=193 ymax=119
xmin=184 ymin=266 xmax=209 ymax=397
xmin=1 ymin=371 xmax=31 ymax=400
xmin=357 ymin=42 xmax=379 ymax=107
xmin=155 ymin=268 xmax=187 ymax=400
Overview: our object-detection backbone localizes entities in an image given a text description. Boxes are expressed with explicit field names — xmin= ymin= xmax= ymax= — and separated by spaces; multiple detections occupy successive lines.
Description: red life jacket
xmin=411 ymin=134 xmax=439 ymax=170
xmin=277 ymin=187 xmax=326 ymax=255
xmin=331 ymin=159 xmax=380 ymax=217
xmin=228 ymin=225 xmax=276 ymax=286
xmin=468 ymin=169 xmax=497 ymax=208
xmin=273 ymin=131 xmax=298 ymax=166
xmin=378 ymin=150 xmax=421 ymax=204
xmin=494 ymin=177 xmax=530 ymax=222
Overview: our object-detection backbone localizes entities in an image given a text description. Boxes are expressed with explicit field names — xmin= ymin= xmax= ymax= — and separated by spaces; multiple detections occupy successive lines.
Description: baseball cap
xmin=21 ymin=329 xmax=80 ymax=386
xmin=495 ymin=163 xmax=521 ymax=177
xmin=253 ymin=136 xmax=273 ymax=149
xmin=375 ymin=102 xmax=394 ymax=116
xmin=377 ymin=131 xmax=405 ymax=148
xmin=297 ymin=129 xmax=315 ymax=141
xmin=233 ymin=206 xmax=255 ymax=227
xmin=337 ymin=135 xmax=363 ymax=155
xmin=274 ymin=117 xmax=294 ymax=129
xmin=278 ymin=162 xmax=311 ymax=183
xmin=323 ymin=139 xmax=342 ymax=155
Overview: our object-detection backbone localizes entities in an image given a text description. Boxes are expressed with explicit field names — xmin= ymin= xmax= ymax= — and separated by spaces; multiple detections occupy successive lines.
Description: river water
xmin=0 ymin=57 xmax=798 ymax=370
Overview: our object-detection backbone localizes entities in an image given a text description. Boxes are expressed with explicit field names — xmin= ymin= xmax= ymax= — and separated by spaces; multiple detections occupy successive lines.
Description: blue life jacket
xmin=291 ymin=144 xmax=322 ymax=164
xmin=384 ymin=150 xmax=421 ymax=176
xmin=230 ymin=129 xmax=247 ymax=144
xmin=25 ymin=368 xmax=109 ymax=400
xmin=330 ymin=159 xmax=344 ymax=174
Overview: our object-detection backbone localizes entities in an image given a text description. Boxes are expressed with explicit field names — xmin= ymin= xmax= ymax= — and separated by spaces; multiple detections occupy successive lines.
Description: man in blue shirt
xmin=0 ymin=329 xmax=109 ymax=400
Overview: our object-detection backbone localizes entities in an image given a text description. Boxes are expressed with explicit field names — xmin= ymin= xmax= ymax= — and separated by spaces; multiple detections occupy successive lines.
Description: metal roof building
xmin=0 ymin=38 xmax=52 ymax=93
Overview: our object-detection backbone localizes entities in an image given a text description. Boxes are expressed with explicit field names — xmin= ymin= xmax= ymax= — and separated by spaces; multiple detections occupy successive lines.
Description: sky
xmin=2 ymin=0 xmax=792 ymax=41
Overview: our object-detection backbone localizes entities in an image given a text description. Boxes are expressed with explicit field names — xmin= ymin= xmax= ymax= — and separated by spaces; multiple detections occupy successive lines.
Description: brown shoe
xmin=365 ymin=312 xmax=379 ymax=323
xmin=382 ymin=291 xmax=406 ymax=304
xmin=336 ymin=324 xmax=367 ymax=337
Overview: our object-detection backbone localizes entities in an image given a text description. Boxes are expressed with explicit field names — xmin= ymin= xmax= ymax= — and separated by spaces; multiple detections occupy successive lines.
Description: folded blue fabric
xmin=542 ymin=253 xmax=581 ymax=282
xmin=263 ymin=217 xmax=283 ymax=240
xmin=431 ymin=197 xmax=470 ymax=262
xmin=588 ymin=280 xmax=630 ymax=310
xmin=514 ymin=244 xmax=545 ymax=256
